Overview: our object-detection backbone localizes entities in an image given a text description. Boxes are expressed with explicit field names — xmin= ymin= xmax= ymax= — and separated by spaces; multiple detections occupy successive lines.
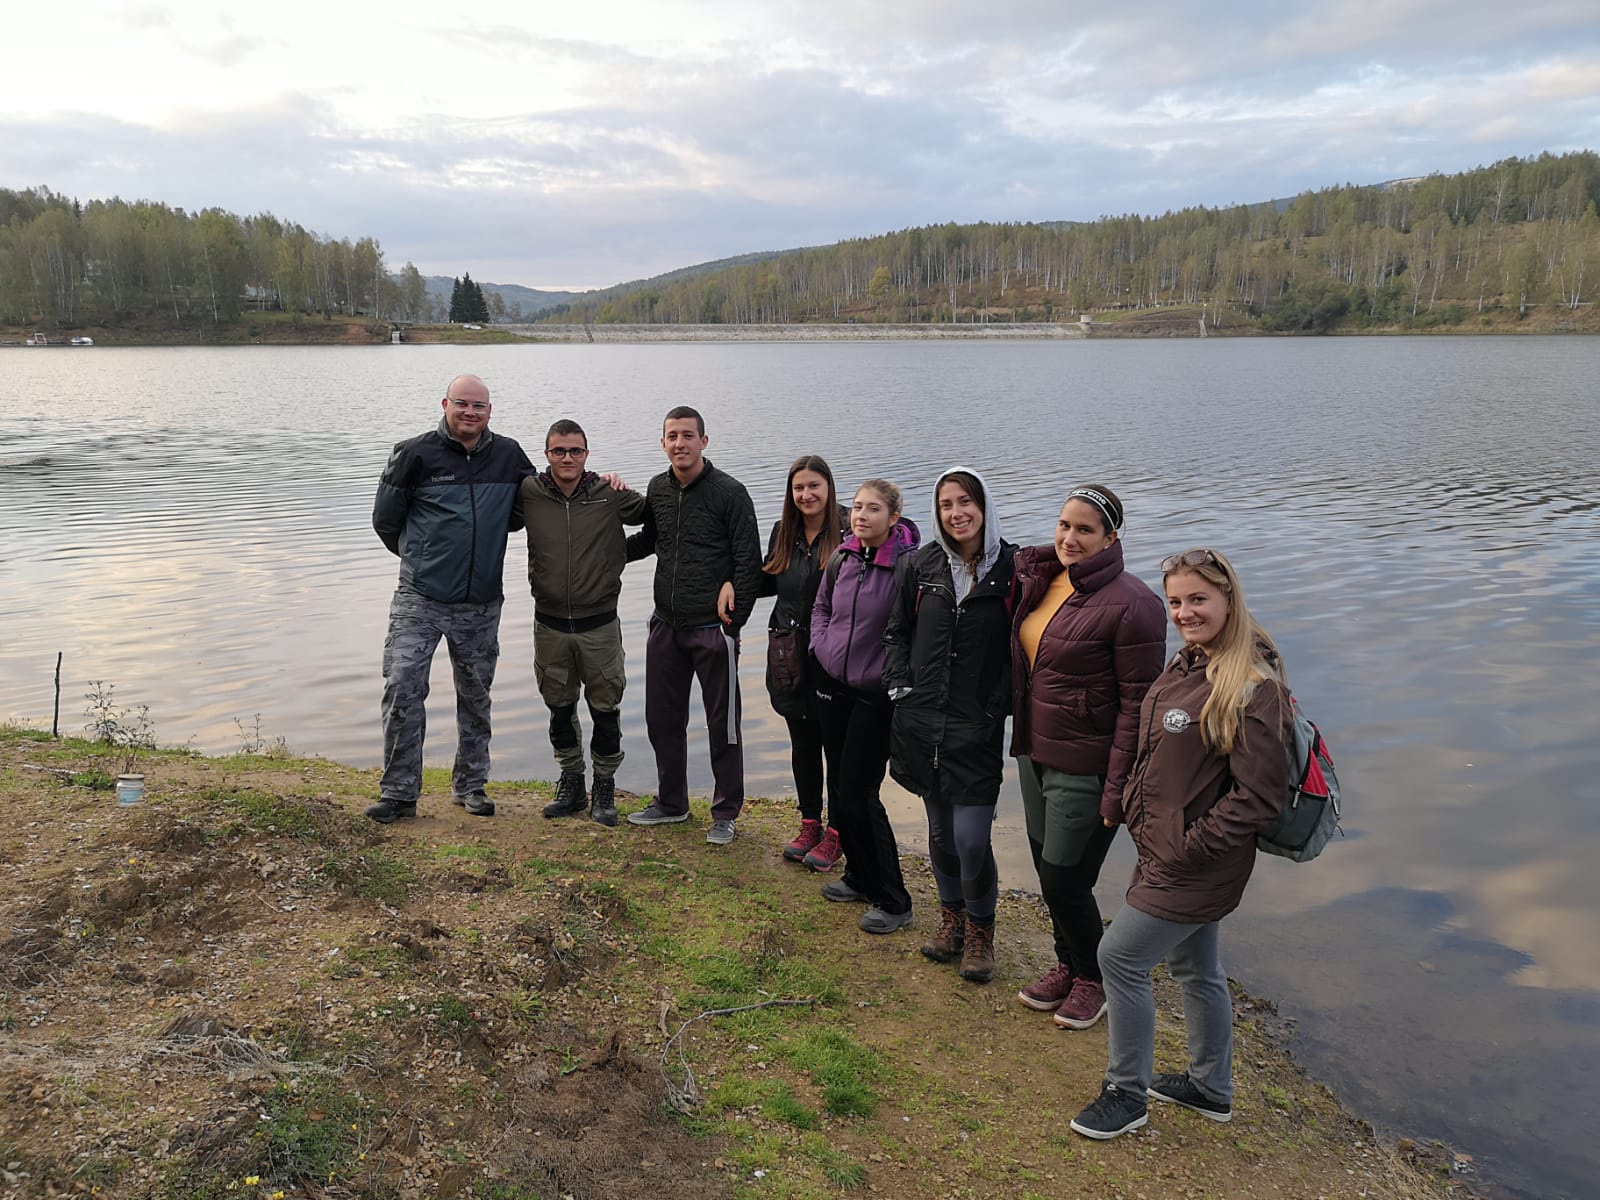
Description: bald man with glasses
xmin=368 ymin=373 xmax=533 ymax=824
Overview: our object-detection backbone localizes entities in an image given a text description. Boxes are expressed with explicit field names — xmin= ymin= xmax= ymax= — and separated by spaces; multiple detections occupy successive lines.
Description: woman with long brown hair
xmin=757 ymin=455 xmax=849 ymax=867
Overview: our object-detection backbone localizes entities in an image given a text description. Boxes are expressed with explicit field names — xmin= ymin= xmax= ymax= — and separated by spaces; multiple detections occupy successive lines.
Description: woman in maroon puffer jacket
xmin=1010 ymin=484 xmax=1165 ymax=1030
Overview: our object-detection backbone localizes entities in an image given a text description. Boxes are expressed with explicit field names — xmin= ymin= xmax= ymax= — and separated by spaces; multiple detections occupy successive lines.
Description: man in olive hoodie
xmin=512 ymin=419 xmax=648 ymax=827
xmin=369 ymin=373 xmax=532 ymax=824
xmin=624 ymin=406 xmax=761 ymax=845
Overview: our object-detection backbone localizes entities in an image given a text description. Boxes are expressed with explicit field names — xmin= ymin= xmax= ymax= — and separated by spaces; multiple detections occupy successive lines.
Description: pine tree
xmin=448 ymin=276 xmax=463 ymax=322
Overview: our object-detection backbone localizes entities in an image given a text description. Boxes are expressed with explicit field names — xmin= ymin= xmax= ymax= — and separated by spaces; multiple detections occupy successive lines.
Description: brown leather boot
xmin=920 ymin=905 xmax=966 ymax=963
xmin=960 ymin=917 xmax=995 ymax=983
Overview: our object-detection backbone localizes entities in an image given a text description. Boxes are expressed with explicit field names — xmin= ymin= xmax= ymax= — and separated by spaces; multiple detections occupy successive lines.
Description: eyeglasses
xmin=447 ymin=399 xmax=491 ymax=413
xmin=1160 ymin=549 xmax=1218 ymax=574
xmin=546 ymin=446 xmax=588 ymax=458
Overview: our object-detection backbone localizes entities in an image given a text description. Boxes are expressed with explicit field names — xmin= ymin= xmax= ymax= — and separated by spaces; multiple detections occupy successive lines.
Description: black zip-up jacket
xmin=883 ymin=539 xmax=1017 ymax=803
xmin=372 ymin=419 xmax=531 ymax=604
xmin=625 ymin=458 xmax=762 ymax=633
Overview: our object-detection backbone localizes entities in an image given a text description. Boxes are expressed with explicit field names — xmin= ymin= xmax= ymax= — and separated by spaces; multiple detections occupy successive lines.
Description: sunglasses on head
xmin=1160 ymin=549 xmax=1219 ymax=574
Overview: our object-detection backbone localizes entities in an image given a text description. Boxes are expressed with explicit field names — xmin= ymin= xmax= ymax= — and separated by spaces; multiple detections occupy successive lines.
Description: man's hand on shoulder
xmin=601 ymin=471 xmax=628 ymax=491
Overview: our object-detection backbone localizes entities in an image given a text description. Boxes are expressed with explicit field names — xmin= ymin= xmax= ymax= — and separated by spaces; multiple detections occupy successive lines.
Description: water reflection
xmin=1 ymin=338 xmax=1598 ymax=1199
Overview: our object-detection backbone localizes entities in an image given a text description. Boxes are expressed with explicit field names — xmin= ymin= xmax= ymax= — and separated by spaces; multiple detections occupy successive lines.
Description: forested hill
xmin=3 ymin=150 xmax=1596 ymax=336
xmin=0 ymin=191 xmax=565 ymax=329
xmin=538 ymin=151 xmax=1599 ymax=332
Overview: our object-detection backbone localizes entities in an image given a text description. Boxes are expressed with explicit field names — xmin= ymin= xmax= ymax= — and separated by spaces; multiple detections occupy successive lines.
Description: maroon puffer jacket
xmin=1009 ymin=541 xmax=1166 ymax=823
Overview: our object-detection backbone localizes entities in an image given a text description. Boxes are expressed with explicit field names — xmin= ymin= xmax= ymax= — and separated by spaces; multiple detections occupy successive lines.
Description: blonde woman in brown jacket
xmin=1070 ymin=549 xmax=1291 ymax=1141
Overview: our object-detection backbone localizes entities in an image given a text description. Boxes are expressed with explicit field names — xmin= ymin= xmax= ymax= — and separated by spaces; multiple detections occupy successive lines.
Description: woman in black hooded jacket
xmin=884 ymin=466 xmax=1016 ymax=985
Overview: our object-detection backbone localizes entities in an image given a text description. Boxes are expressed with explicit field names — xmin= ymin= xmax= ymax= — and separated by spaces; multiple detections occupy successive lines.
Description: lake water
xmin=2 ymin=339 xmax=1597 ymax=1197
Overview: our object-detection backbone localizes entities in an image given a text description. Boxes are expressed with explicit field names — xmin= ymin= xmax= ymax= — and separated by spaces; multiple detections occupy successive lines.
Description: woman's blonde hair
xmin=1162 ymin=549 xmax=1282 ymax=754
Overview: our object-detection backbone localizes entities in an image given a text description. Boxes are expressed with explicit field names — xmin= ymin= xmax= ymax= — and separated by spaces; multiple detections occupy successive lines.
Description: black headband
xmin=1068 ymin=488 xmax=1121 ymax=530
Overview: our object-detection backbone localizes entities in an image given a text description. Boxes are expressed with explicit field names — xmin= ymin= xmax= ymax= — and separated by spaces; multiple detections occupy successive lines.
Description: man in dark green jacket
xmin=368 ymin=373 xmax=532 ymax=824
xmin=512 ymin=419 xmax=647 ymax=827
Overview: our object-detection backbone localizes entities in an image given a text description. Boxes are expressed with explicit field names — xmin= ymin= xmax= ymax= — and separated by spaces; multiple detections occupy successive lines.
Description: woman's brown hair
xmin=762 ymin=455 xmax=841 ymax=575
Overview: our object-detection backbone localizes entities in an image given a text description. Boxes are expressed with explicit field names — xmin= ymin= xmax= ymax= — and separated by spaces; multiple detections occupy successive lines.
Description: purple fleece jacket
xmin=809 ymin=519 xmax=920 ymax=691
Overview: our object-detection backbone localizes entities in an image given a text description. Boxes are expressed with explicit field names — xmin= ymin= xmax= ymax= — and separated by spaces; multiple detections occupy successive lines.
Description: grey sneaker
xmin=1148 ymin=1073 xmax=1232 ymax=1122
xmin=453 ymin=790 xmax=495 ymax=817
xmin=821 ymin=878 xmax=868 ymax=903
xmin=859 ymin=906 xmax=913 ymax=934
xmin=706 ymin=819 xmax=736 ymax=845
xmin=626 ymin=804 xmax=689 ymax=826
xmin=365 ymin=799 xmax=417 ymax=825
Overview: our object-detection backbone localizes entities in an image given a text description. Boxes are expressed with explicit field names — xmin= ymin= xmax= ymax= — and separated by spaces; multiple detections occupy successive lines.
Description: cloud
xmin=2 ymin=2 xmax=1598 ymax=287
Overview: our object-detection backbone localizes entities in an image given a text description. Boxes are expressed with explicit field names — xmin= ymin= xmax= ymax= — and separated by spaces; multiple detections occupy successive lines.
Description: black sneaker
xmin=1148 ymin=1073 xmax=1232 ymax=1122
xmin=589 ymin=776 xmax=618 ymax=827
xmin=453 ymin=790 xmax=495 ymax=817
xmin=364 ymin=799 xmax=417 ymax=825
xmin=1069 ymin=1083 xmax=1149 ymax=1140
xmin=543 ymin=771 xmax=587 ymax=818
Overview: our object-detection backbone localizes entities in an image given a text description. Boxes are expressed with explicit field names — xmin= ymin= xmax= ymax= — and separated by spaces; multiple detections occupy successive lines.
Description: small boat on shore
xmin=70 ymin=336 xmax=94 ymax=346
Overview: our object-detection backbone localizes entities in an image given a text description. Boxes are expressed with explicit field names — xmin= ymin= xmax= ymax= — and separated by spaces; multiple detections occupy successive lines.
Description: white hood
xmin=932 ymin=465 xmax=1002 ymax=604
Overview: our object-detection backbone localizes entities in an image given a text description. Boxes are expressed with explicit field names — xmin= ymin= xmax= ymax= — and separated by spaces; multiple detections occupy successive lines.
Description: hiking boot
xmin=588 ymin=776 xmax=618 ymax=827
xmin=1053 ymin=978 xmax=1108 ymax=1030
xmin=542 ymin=771 xmax=587 ymax=819
xmin=859 ymin=906 xmax=913 ymax=934
xmin=1070 ymin=1083 xmax=1149 ymax=1140
xmin=1018 ymin=962 xmax=1076 ymax=1012
xmin=626 ymin=804 xmax=689 ymax=826
xmin=782 ymin=818 xmax=823 ymax=862
xmin=959 ymin=917 xmax=996 ymax=983
xmin=1147 ymin=1072 xmax=1233 ymax=1122
xmin=821 ymin=878 xmax=867 ymax=903
xmin=453 ymin=790 xmax=495 ymax=816
xmin=802 ymin=826 xmax=843 ymax=872
xmin=920 ymin=905 xmax=966 ymax=963
xmin=364 ymin=799 xmax=417 ymax=825
xmin=706 ymin=819 xmax=737 ymax=845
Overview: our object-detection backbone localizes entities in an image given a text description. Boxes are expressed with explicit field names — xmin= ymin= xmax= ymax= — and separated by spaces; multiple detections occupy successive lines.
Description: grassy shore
xmin=0 ymin=727 xmax=1476 ymax=1200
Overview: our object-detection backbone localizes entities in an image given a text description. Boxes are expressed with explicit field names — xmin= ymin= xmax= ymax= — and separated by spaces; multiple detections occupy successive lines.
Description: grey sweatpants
xmin=1098 ymin=905 xmax=1234 ymax=1105
xmin=379 ymin=589 xmax=502 ymax=804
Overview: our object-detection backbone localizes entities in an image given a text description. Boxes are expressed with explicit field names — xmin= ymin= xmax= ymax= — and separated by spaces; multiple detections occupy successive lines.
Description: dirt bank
xmin=0 ymin=728 xmax=1477 ymax=1199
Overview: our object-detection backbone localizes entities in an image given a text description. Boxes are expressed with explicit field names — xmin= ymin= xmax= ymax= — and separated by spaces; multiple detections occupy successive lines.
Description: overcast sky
xmin=7 ymin=1 xmax=1598 ymax=291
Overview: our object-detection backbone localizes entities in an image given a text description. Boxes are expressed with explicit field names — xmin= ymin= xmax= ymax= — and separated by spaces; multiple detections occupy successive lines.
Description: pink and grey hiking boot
xmin=782 ymin=819 xmax=823 ymax=862
xmin=802 ymin=826 xmax=843 ymax=872
xmin=1017 ymin=962 xmax=1076 ymax=1012
xmin=1053 ymin=978 xmax=1109 ymax=1030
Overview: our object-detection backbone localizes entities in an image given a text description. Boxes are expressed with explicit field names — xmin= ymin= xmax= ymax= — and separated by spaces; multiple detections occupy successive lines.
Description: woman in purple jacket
xmin=808 ymin=479 xmax=921 ymax=934
xmin=1010 ymin=485 xmax=1165 ymax=1029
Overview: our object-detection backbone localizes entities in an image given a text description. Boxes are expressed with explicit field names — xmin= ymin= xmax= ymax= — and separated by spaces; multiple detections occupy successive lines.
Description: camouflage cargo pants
xmin=380 ymin=589 xmax=502 ymax=804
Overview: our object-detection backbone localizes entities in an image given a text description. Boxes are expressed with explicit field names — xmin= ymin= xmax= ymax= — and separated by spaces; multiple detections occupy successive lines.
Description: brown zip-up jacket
xmin=1120 ymin=644 xmax=1291 ymax=923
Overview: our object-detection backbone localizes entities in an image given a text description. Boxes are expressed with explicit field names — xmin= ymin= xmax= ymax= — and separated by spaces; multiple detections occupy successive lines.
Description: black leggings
xmin=1028 ymin=822 xmax=1118 ymax=981
xmin=782 ymin=707 xmax=827 ymax=823
xmin=816 ymin=674 xmax=911 ymax=915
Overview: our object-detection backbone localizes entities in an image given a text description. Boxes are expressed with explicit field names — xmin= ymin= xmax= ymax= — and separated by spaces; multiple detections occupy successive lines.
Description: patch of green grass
xmin=1 ymin=724 xmax=55 ymax=742
xmin=435 ymin=842 xmax=497 ymax=861
xmin=759 ymin=1082 xmax=819 ymax=1131
xmin=776 ymin=1028 xmax=883 ymax=1118
xmin=257 ymin=1077 xmax=371 ymax=1182
xmin=321 ymin=848 xmax=415 ymax=905
xmin=435 ymin=994 xmax=478 ymax=1032
xmin=325 ymin=944 xmax=412 ymax=981
xmin=812 ymin=1144 xmax=866 ymax=1188
xmin=71 ymin=769 xmax=116 ymax=791
xmin=206 ymin=786 xmax=327 ymax=839
xmin=708 ymin=1073 xmax=761 ymax=1111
